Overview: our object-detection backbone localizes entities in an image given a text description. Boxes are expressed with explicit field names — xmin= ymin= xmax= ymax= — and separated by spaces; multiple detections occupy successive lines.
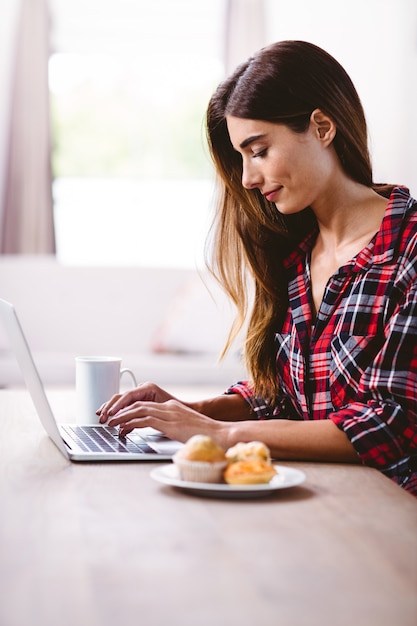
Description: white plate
xmin=150 ymin=464 xmax=306 ymax=499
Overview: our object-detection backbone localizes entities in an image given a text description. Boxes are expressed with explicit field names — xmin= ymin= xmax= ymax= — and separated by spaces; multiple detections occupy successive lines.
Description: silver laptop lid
xmin=0 ymin=298 xmax=181 ymax=461
xmin=0 ymin=298 xmax=69 ymax=458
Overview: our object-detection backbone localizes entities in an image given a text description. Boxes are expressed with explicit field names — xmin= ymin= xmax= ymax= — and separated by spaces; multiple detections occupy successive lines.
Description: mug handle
xmin=120 ymin=368 xmax=137 ymax=388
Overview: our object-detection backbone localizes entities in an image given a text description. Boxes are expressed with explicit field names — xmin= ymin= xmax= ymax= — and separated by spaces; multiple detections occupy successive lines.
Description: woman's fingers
xmin=107 ymin=399 xmax=218 ymax=443
xmin=107 ymin=399 xmax=179 ymax=428
xmin=97 ymin=384 xmax=225 ymax=445
xmin=97 ymin=382 xmax=178 ymax=423
xmin=96 ymin=393 xmax=122 ymax=418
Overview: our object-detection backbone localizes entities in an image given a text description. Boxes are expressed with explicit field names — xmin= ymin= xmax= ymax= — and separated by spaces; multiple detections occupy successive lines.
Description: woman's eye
xmin=252 ymin=148 xmax=267 ymax=158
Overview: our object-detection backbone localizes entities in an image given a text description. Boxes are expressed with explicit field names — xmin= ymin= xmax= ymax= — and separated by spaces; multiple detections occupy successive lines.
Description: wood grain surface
xmin=1 ymin=388 xmax=416 ymax=626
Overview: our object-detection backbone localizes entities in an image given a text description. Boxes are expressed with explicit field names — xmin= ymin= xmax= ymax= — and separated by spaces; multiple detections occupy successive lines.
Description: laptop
xmin=0 ymin=297 xmax=183 ymax=462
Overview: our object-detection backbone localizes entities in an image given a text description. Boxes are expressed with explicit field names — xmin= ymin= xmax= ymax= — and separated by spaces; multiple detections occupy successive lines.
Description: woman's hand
xmin=97 ymin=382 xmax=225 ymax=443
xmin=98 ymin=381 xmax=178 ymax=419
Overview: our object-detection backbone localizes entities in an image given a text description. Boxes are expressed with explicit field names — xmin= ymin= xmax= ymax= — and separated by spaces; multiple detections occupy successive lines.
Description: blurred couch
xmin=0 ymin=255 xmax=246 ymax=388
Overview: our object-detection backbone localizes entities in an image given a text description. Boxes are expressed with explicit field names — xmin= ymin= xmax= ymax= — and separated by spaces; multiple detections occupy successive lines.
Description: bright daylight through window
xmin=49 ymin=0 xmax=225 ymax=267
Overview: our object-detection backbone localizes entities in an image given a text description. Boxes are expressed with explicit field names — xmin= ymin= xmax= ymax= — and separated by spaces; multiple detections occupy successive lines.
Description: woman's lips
xmin=264 ymin=187 xmax=282 ymax=202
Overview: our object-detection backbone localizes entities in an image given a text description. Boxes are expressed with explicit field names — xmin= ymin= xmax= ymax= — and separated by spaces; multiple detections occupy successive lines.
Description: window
xmin=49 ymin=0 xmax=225 ymax=267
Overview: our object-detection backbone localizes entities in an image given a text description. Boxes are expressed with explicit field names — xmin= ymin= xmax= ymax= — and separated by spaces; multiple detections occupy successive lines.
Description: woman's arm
xmin=189 ymin=393 xmax=360 ymax=461
xmin=98 ymin=382 xmax=253 ymax=423
xmin=220 ymin=417 xmax=360 ymax=463
xmin=99 ymin=383 xmax=359 ymax=463
xmin=186 ymin=393 xmax=253 ymax=421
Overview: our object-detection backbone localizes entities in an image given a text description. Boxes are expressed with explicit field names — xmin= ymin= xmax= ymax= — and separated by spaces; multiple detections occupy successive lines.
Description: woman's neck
xmin=311 ymin=181 xmax=388 ymax=253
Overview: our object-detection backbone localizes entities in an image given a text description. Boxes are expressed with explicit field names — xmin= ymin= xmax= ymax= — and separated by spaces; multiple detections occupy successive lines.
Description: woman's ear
xmin=310 ymin=109 xmax=336 ymax=144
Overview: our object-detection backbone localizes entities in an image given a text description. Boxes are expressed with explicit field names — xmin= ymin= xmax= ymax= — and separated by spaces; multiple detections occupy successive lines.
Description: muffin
xmin=224 ymin=441 xmax=277 ymax=485
xmin=224 ymin=458 xmax=277 ymax=485
xmin=225 ymin=441 xmax=271 ymax=464
xmin=173 ymin=435 xmax=227 ymax=483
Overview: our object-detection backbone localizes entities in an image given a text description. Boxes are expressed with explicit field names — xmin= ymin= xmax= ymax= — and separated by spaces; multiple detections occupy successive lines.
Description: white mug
xmin=75 ymin=356 xmax=137 ymax=424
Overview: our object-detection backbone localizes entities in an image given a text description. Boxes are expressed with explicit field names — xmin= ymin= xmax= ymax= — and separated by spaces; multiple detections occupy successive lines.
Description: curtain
xmin=1 ymin=0 xmax=55 ymax=254
xmin=224 ymin=0 xmax=267 ymax=75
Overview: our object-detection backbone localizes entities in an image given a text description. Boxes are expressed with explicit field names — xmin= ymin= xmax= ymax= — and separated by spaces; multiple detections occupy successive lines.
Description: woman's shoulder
xmin=389 ymin=185 xmax=416 ymax=210
xmin=390 ymin=188 xmax=417 ymax=274
xmin=396 ymin=187 xmax=417 ymax=235
xmin=385 ymin=186 xmax=417 ymax=232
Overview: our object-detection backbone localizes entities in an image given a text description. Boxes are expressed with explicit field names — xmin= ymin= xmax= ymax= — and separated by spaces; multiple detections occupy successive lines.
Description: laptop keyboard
xmin=61 ymin=425 xmax=163 ymax=454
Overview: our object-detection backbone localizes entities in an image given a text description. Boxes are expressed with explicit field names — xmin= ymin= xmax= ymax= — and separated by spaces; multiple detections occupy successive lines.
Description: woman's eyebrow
xmin=239 ymin=134 xmax=266 ymax=149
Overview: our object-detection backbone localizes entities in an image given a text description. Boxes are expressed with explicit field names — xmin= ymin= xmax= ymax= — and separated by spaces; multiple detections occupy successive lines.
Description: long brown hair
xmin=205 ymin=40 xmax=393 ymax=402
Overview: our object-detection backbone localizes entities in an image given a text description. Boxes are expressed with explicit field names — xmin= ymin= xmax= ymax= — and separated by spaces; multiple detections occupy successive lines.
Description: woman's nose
xmin=241 ymin=161 xmax=261 ymax=190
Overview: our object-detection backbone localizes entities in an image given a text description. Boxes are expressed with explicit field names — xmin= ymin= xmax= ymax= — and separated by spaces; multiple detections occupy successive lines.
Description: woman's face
xmin=226 ymin=114 xmax=338 ymax=215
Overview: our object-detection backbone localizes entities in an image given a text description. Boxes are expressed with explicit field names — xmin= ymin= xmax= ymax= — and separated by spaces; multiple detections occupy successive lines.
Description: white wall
xmin=265 ymin=0 xmax=417 ymax=194
xmin=0 ymin=0 xmax=19 ymax=227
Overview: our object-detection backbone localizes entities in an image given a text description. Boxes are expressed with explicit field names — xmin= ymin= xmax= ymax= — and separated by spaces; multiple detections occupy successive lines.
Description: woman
xmin=99 ymin=41 xmax=417 ymax=494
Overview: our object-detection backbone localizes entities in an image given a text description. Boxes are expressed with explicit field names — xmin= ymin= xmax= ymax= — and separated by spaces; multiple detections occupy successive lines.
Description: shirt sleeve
xmin=225 ymin=380 xmax=292 ymax=419
xmin=329 ymin=278 xmax=417 ymax=479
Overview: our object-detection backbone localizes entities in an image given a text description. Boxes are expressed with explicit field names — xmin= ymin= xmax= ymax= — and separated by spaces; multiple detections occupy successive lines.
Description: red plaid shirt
xmin=227 ymin=187 xmax=417 ymax=494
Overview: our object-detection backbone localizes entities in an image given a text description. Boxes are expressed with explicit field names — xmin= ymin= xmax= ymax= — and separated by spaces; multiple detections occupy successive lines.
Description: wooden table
xmin=0 ymin=388 xmax=416 ymax=626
